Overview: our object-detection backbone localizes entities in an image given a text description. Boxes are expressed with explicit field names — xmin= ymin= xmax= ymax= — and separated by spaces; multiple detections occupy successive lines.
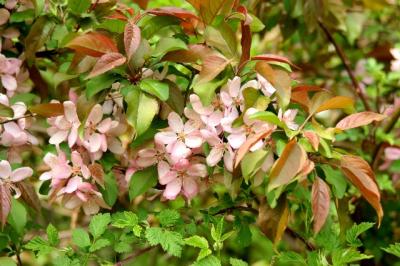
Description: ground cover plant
xmin=0 ymin=0 xmax=399 ymax=265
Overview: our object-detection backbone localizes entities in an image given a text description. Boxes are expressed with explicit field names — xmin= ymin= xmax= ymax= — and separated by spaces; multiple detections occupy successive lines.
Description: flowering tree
xmin=0 ymin=0 xmax=399 ymax=265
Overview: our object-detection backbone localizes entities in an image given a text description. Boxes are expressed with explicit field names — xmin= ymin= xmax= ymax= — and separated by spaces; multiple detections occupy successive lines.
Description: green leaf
xmin=332 ymin=248 xmax=373 ymax=265
xmin=145 ymin=227 xmax=184 ymax=257
xmin=0 ymin=257 xmax=17 ymax=266
xmin=67 ymin=0 xmax=91 ymax=14
xmin=25 ymin=237 xmax=54 ymax=256
xmin=278 ymin=252 xmax=307 ymax=266
xmin=140 ymin=16 xmax=180 ymax=39
xmin=211 ymin=217 xmax=224 ymax=242
xmin=241 ymin=149 xmax=268 ymax=182
xmin=128 ymin=166 xmax=158 ymax=200
xmin=86 ymin=74 xmax=118 ymax=99
xmin=140 ymin=79 xmax=169 ymax=101
xmin=89 ymin=213 xmax=111 ymax=239
xmin=248 ymin=111 xmax=286 ymax=129
xmin=184 ymin=236 xmax=209 ymax=249
xmin=230 ymin=257 xmax=248 ymax=266
xmin=382 ymin=243 xmax=400 ymax=258
xmin=72 ymin=228 xmax=91 ymax=248
xmin=321 ymin=165 xmax=347 ymax=199
xmin=7 ymin=199 xmax=27 ymax=235
xmin=0 ymin=103 xmax=13 ymax=117
xmin=126 ymin=89 xmax=159 ymax=136
xmin=112 ymin=211 xmax=139 ymax=228
xmin=193 ymin=78 xmax=225 ymax=106
xmin=198 ymin=248 xmax=212 ymax=261
xmin=193 ymin=255 xmax=221 ymax=266
xmin=46 ymin=224 xmax=60 ymax=246
xmin=204 ymin=24 xmax=237 ymax=59
xmin=346 ymin=222 xmax=374 ymax=247
xmin=99 ymin=172 xmax=118 ymax=206
xmin=9 ymin=9 xmax=35 ymax=22
xmin=157 ymin=209 xmax=180 ymax=227
xmin=153 ymin=37 xmax=187 ymax=57
xmin=96 ymin=19 xmax=125 ymax=33
xmin=89 ymin=238 xmax=111 ymax=252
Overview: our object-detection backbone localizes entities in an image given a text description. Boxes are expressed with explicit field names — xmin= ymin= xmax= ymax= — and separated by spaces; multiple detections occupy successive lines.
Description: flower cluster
xmin=134 ymin=76 xmax=299 ymax=200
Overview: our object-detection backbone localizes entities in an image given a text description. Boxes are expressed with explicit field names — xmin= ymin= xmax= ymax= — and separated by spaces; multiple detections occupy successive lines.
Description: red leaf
xmin=198 ymin=55 xmax=230 ymax=83
xmin=237 ymin=5 xmax=251 ymax=73
xmin=66 ymin=32 xmax=118 ymax=57
xmin=312 ymin=177 xmax=331 ymax=234
xmin=0 ymin=184 xmax=12 ymax=228
xmin=187 ymin=0 xmax=237 ymax=25
xmin=147 ymin=7 xmax=199 ymax=20
xmin=340 ymin=155 xmax=383 ymax=226
xmin=86 ymin=53 xmax=126 ymax=79
xmin=292 ymin=85 xmax=322 ymax=93
xmin=124 ymin=21 xmax=141 ymax=60
xmin=162 ymin=44 xmax=213 ymax=63
xmin=234 ymin=128 xmax=273 ymax=169
xmin=303 ymin=131 xmax=320 ymax=151
xmin=16 ymin=181 xmax=41 ymax=212
xmin=29 ymin=103 xmax=64 ymax=117
xmin=252 ymin=54 xmax=300 ymax=69
xmin=89 ymin=163 xmax=105 ymax=188
xmin=336 ymin=111 xmax=386 ymax=130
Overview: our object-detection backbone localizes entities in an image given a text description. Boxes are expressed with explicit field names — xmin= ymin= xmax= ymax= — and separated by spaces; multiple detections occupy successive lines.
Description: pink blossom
xmin=220 ymin=76 xmax=245 ymax=110
xmin=0 ymin=160 xmax=33 ymax=198
xmin=227 ymin=108 xmax=273 ymax=151
xmin=82 ymin=104 xmax=119 ymax=153
xmin=155 ymin=112 xmax=203 ymax=162
xmin=39 ymin=151 xmax=72 ymax=182
xmin=0 ymin=53 xmax=21 ymax=95
xmin=390 ymin=48 xmax=400 ymax=72
xmin=157 ymin=158 xmax=207 ymax=200
xmin=47 ymin=101 xmax=81 ymax=147
xmin=136 ymin=143 xmax=166 ymax=168
xmin=200 ymin=128 xmax=234 ymax=171
xmin=189 ymin=94 xmax=223 ymax=129
xmin=257 ymin=73 xmax=276 ymax=97
xmin=278 ymin=109 xmax=299 ymax=130
xmin=60 ymin=177 xmax=109 ymax=215
xmin=380 ymin=147 xmax=400 ymax=171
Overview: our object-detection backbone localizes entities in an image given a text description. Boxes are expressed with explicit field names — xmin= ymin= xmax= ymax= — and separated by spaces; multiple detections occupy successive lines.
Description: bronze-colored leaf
xmin=124 ymin=21 xmax=141 ymax=60
xmin=310 ymin=91 xmax=354 ymax=114
xmin=16 ymin=181 xmax=41 ymax=212
xmin=268 ymin=139 xmax=307 ymax=191
xmin=340 ymin=155 xmax=383 ymax=226
xmin=252 ymin=54 xmax=300 ymax=69
xmin=234 ymin=128 xmax=273 ymax=169
xmin=257 ymin=196 xmax=289 ymax=244
xmin=303 ymin=131 xmax=320 ymax=151
xmin=162 ymin=44 xmax=213 ymax=63
xmin=187 ymin=0 xmax=236 ymax=25
xmin=311 ymin=177 xmax=330 ymax=233
xmin=89 ymin=163 xmax=105 ymax=188
xmin=198 ymin=55 xmax=229 ymax=83
xmin=336 ymin=111 xmax=386 ymax=130
xmin=86 ymin=53 xmax=126 ymax=79
xmin=29 ymin=103 xmax=64 ymax=117
xmin=0 ymin=184 xmax=12 ymax=228
xmin=66 ymin=32 xmax=118 ymax=57
xmin=237 ymin=5 xmax=251 ymax=72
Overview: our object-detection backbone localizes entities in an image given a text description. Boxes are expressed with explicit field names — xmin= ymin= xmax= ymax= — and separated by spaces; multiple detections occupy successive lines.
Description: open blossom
xmin=60 ymin=177 xmax=109 ymax=215
xmin=136 ymin=142 xmax=166 ymax=168
xmin=155 ymin=112 xmax=203 ymax=162
xmin=0 ymin=53 xmax=21 ymax=95
xmin=158 ymin=158 xmax=207 ymax=200
xmin=0 ymin=93 xmax=37 ymax=147
xmin=278 ymin=109 xmax=299 ymax=130
xmin=201 ymin=128 xmax=234 ymax=171
xmin=82 ymin=104 xmax=119 ymax=153
xmin=0 ymin=160 xmax=33 ymax=198
xmin=227 ymin=108 xmax=273 ymax=151
xmin=220 ymin=77 xmax=246 ymax=110
xmin=47 ymin=101 xmax=81 ymax=147
xmin=189 ymin=94 xmax=223 ymax=129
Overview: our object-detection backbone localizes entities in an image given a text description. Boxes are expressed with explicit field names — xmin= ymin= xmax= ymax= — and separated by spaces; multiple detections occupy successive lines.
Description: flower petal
xmin=1 ymin=74 xmax=17 ymax=91
xmin=0 ymin=160 xmax=12 ymax=179
xmin=163 ymin=178 xmax=182 ymax=200
xmin=168 ymin=112 xmax=184 ymax=133
xmin=10 ymin=167 xmax=33 ymax=182
xmin=86 ymin=104 xmax=103 ymax=125
xmin=182 ymin=177 xmax=198 ymax=200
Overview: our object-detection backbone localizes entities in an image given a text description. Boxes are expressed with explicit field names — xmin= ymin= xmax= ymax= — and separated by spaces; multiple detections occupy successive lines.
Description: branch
xmin=371 ymin=105 xmax=400 ymax=169
xmin=0 ymin=114 xmax=35 ymax=125
xmin=114 ymin=246 xmax=155 ymax=266
xmin=318 ymin=20 xmax=371 ymax=111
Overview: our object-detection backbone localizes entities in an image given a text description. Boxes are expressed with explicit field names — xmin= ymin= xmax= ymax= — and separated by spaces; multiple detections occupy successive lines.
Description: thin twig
xmin=0 ymin=114 xmax=35 ymax=125
xmin=318 ymin=20 xmax=371 ymax=111
xmin=114 ymin=246 xmax=155 ymax=266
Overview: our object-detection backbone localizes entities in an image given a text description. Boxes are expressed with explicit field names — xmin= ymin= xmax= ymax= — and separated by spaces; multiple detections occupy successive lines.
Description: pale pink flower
xmin=0 ymin=160 xmax=33 ymax=198
xmin=227 ymin=108 xmax=273 ymax=151
xmin=220 ymin=77 xmax=245 ymax=110
xmin=157 ymin=158 xmax=207 ymax=200
xmin=200 ymin=128 xmax=234 ymax=171
xmin=380 ymin=147 xmax=400 ymax=171
xmin=257 ymin=74 xmax=276 ymax=97
xmin=155 ymin=112 xmax=203 ymax=162
xmin=0 ymin=53 xmax=21 ymax=95
xmin=82 ymin=104 xmax=119 ymax=153
xmin=47 ymin=101 xmax=81 ymax=147
xmin=60 ymin=178 xmax=109 ymax=215
xmin=39 ymin=151 xmax=72 ymax=182
xmin=136 ymin=143 xmax=166 ymax=168
xmin=278 ymin=109 xmax=299 ymax=130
